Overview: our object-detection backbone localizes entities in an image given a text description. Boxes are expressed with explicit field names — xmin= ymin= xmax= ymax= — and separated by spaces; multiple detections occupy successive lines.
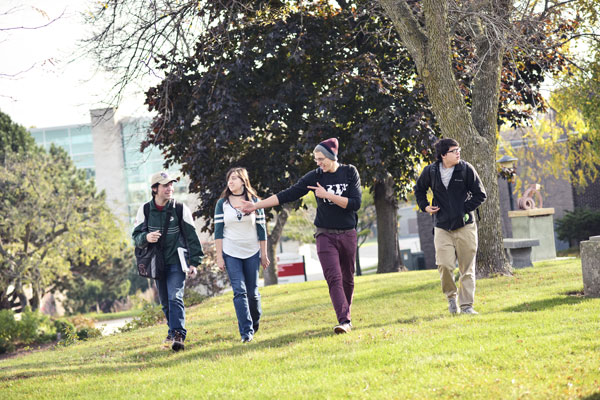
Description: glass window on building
xmin=71 ymin=153 xmax=95 ymax=170
xmin=44 ymin=128 xmax=70 ymax=153
xmin=30 ymin=130 xmax=44 ymax=144
xmin=70 ymin=125 xmax=94 ymax=154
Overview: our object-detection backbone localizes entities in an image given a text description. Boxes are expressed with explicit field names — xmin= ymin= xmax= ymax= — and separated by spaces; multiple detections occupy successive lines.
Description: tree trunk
xmin=374 ymin=176 xmax=403 ymax=273
xmin=377 ymin=0 xmax=511 ymax=277
xmin=469 ymin=144 xmax=512 ymax=277
xmin=30 ymin=269 xmax=43 ymax=311
xmin=265 ymin=204 xmax=293 ymax=286
xmin=356 ymin=245 xmax=362 ymax=276
xmin=30 ymin=283 xmax=41 ymax=311
xmin=15 ymin=283 xmax=28 ymax=312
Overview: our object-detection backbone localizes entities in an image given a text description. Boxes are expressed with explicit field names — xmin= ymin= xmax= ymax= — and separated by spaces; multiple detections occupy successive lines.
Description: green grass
xmin=1 ymin=259 xmax=599 ymax=399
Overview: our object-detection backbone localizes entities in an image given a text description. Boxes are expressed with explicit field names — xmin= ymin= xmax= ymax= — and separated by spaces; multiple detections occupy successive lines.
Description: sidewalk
xmin=94 ymin=317 xmax=133 ymax=335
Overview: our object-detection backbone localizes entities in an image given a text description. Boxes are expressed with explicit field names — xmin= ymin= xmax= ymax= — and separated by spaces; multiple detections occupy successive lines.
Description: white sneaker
xmin=460 ymin=306 xmax=479 ymax=315
xmin=334 ymin=322 xmax=352 ymax=334
xmin=448 ymin=298 xmax=459 ymax=314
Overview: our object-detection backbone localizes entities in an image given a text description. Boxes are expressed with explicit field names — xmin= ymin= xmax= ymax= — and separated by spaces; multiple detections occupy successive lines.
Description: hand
xmin=425 ymin=205 xmax=440 ymax=215
xmin=261 ymin=254 xmax=270 ymax=270
xmin=187 ymin=266 xmax=197 ymax=277
xmin=307 ymin=182 xmax=329 ymax=200
xmin=217 ymin=257 xmax=226 ymax=271
xmin=239 ymin=200 xmax=256 ymax=214
xmin=146 ymin=230 xmax=161 ymax=243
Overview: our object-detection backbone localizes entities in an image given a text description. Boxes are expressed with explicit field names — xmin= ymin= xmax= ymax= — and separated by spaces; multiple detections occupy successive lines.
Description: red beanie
xmin=314 ymin=138 xmax=339 ymax=161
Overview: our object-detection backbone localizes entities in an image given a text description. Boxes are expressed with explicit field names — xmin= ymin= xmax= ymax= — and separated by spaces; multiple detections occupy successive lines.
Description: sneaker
xmin=241 ymin=336 xmax=253 ymax=343
xmin=448 ymin=298 xmax=459 ymax=314
xmin=171 ymin=332 xmax=185 ymax=352
xmin=334 ymin=322 xmax=352 ymax=334
xmin=461 ymin=306 xmax=479 ymax=315
xmin=162 ymin=334 xmax=173 ymax=347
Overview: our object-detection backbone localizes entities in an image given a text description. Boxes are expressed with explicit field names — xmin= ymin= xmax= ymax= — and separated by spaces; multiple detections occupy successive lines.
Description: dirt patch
xmin=0 ymin=341 xmax=58 ymax=361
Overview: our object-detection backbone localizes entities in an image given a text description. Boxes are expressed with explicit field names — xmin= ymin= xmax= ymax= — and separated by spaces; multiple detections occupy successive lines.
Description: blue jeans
xmin=223 ymin=251 xmax=262 ymax=340
xmin=156 ymin=263 xmax=187 ymax=339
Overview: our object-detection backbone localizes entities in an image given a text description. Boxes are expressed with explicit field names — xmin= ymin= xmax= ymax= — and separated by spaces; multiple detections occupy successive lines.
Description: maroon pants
xmin=316 ymin=230 xmax=357 ymax=324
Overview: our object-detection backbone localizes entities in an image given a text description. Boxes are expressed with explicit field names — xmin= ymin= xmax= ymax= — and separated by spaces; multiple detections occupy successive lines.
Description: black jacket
xmin=414 ymin=160 xmax=487 ymax=231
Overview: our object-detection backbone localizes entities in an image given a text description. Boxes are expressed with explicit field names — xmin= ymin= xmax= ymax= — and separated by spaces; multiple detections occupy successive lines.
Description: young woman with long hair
xmin=214 ymin=167 xmax=269 ymax=342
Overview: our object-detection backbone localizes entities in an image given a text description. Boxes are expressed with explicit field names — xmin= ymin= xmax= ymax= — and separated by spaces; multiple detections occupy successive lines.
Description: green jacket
xmin=132 ymin=199 xmax=204 ymax=266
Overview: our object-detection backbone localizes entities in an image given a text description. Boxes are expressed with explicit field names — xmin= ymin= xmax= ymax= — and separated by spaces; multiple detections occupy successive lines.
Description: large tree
xmin=86 ymin=0 xmax=578 ymax=278
xmin=376 ymin=0 xmax=590 ymax=276
xmin=0 ymin=144 xmax=131 ymax=311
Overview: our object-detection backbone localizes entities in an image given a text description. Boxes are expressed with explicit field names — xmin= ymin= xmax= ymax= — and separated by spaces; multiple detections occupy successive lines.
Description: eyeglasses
xmin=447 ymin=147 xmax=461 ymax=154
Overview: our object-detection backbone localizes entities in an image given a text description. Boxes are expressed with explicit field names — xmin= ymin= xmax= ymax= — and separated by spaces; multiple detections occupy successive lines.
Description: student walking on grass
xmin=240 ymin=138 xmax=361 ymax=334
xmin=132 ymin=171 xmax=204 ymax=351
xmin=214 ymin=168 xmax=269 ymax=343
xmin=414 ymin=139 xmax=486 ymax=315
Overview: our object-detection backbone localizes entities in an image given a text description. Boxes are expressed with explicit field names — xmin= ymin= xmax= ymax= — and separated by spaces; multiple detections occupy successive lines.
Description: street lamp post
xmin=497 ymin=155 xmax=518 ymax=211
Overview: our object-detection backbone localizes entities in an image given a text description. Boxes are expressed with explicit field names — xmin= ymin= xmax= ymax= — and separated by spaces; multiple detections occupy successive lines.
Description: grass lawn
xmin=1 ymin=259 xmax=598 ymax=399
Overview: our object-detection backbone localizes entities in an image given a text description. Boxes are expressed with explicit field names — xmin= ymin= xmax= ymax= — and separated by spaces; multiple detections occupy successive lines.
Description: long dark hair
xmin=219 ymin=167 xmax=259 ymax=201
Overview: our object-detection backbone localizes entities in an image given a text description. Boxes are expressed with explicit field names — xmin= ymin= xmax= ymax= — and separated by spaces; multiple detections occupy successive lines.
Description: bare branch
xmin=0 ymin=8 xmax=64 ymax=31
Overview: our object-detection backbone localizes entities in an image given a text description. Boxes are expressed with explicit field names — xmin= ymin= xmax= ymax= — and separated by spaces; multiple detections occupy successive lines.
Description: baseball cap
xmin=150 ymin=171 xmax=179 ymax=186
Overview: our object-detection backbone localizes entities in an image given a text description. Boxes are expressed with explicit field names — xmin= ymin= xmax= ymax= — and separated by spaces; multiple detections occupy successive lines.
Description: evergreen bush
xmin=556 ymin=208 xmax=600 ymax=246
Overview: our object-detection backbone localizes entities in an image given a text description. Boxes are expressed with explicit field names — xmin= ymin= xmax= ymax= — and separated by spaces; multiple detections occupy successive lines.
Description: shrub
xmin=76 ymin=327 xmax=103 ymax=341
xmin=0 ymin=310 xmax=17 ymax=354
xmin=184 ymin=290 xmax=208 ymax=308
xmin=0 ymin=308 xmax=55 ymax=353
xmin=556 ymin=208 xmax=600 ymax=245
xmin=186 ymin=242 xmax=229 ymax=297
xmin=69 ymin=315 xmax=96 ymax=330
xmin=58 ymin=323 xmax=78 ymax=346
xmin=119 ymin=302 xmax=164 ymax=333
xmin=18 ymin=307 xmax=48 ymax=345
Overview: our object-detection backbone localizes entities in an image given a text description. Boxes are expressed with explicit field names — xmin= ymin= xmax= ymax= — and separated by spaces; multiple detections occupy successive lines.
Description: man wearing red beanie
xmin=241 ymin=138 xmax=361 ymax=334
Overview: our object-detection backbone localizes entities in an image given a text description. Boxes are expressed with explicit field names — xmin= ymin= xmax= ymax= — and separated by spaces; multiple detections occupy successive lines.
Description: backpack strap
xmin=142 ymin=202 xmax=151 ymax=233
xmin=174 ymin=201 xmax=188 ymax=248
xmin=461 ymin=161 xmax=481 ymax=222
xmin=143 ymin=202 xmax=150 ymax=224
xmin=429 ymin=163 xmax=439 ymax=230
xmin=429 ymin=162 xmax=438 ymax=194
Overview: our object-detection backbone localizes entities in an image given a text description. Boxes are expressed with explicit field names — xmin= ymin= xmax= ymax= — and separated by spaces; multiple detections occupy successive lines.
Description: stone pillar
xmin=580 ymin=236 xmax=600 ymax=298
xmin=508 ymin=208 xmax=556 ymax=262
xmin=90 ymin=108 xmax=129 ymax=224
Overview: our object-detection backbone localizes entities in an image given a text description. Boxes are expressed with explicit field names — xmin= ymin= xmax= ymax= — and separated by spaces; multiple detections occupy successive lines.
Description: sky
xmin=0 ymin=0 xmax=156 ymax=128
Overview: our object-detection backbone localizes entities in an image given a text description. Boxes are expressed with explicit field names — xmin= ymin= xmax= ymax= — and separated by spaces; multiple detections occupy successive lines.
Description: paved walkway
xmin=94 ymin=317 xmax=133 ymax=335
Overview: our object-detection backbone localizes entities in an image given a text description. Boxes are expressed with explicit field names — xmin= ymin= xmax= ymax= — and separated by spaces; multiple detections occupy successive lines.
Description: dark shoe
xmin=334 ymin=322 xmax=352 ymax=334
xmin=253 ymin=323 xmax=259 ymax=334
xmin=162 ymin=334 xmax=173 ymax=347
xmin=448 ymin=298 xmax=459 ymax=315
xmin=461 ymin=306 xmax=479 ymax=315
xmin=172 ymin=332 xmax=185 ymax=352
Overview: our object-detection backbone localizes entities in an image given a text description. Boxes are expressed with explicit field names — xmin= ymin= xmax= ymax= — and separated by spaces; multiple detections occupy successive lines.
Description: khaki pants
xmin=434 ymin=223 xmax=478 ymax=308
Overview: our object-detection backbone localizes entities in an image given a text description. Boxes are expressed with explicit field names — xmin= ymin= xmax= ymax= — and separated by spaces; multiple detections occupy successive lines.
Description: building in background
xmin=30 ymin=108 xmax=210 ymax=240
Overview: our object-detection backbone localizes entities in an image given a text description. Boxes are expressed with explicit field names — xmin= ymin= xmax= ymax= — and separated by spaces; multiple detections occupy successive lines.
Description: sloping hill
xmin=0 ymin=259 xmax=598 ymax=399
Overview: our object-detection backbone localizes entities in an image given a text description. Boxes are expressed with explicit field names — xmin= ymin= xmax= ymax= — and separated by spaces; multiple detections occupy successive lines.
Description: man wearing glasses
xmin=414 ymin=139 xmax=487 ymax=315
